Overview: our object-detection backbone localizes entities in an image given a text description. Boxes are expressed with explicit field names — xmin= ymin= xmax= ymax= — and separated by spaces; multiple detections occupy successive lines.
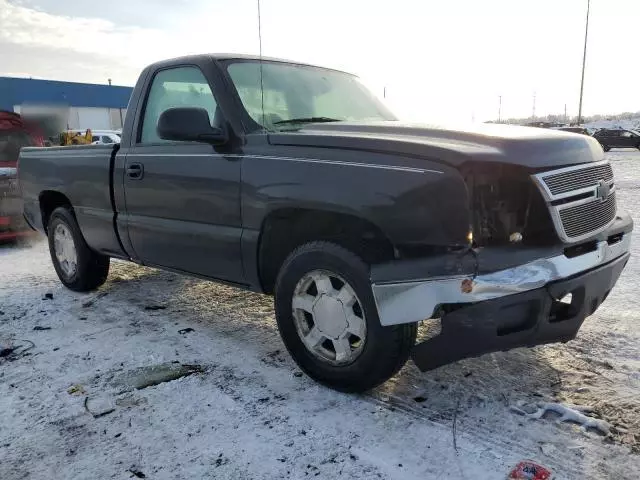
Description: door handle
xmin=127 ymin=163 xmax=144 ymax=179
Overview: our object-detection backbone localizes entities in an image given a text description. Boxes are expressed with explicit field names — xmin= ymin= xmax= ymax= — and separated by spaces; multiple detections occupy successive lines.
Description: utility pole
xmin=532 ymin=91 xmax=536 ymax=122
xmin=577 ymin=0 xmax=590 ymax=125
xmin=383 ymin=86 xmax=386 ymax=99
xmin=498 ymin=95 xmax=502 ymax=123
xmin=564 ymin=104 xmax=568 ymax=123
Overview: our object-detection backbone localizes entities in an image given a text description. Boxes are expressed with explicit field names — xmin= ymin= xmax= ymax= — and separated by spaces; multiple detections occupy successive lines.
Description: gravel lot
xmin=1 ymin=151 xmax=639 ymax=479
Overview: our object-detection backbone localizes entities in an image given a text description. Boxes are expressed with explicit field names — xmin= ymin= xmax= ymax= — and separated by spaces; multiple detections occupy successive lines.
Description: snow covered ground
xmin=1 ymin=151 xmax=640 ymax=480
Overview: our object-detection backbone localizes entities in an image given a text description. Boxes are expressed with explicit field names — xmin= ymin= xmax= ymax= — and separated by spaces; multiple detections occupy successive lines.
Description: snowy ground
xmin=1 ymin=151 xmax=640 ymax=480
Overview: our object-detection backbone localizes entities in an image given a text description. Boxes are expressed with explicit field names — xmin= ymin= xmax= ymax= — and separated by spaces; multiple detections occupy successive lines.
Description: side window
xmin=102 ymin=135 xmax=113 ymax=144
xmin=621 ymin=131 xmax=634 ymax=138
xmin=140 ymin=66 xmax=218 ymax=144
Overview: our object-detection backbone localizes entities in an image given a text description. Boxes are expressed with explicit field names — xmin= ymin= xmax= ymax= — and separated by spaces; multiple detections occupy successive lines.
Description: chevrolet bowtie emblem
xmin=596 ymin=179 xmax=610 ymax=202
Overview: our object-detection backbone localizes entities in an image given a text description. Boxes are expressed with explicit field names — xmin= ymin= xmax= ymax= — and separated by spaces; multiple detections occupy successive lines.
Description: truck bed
xmin=19 ymin=144 xmax=125 ymax=256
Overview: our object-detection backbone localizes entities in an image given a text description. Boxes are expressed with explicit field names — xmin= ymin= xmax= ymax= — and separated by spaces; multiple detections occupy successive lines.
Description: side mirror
xmin=157 ymin=107 xmax=227 ymax=144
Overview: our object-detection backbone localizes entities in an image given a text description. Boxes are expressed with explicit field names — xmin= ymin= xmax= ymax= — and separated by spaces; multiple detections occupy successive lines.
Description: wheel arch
xmin=257 ymin=207 xmax=396 ymax=294
xmin=39 ymin=190 xmax=73 ymax=233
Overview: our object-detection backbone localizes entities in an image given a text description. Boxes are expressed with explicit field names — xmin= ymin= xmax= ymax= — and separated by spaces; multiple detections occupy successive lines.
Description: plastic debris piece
xmin=67 ymin=384 xmax=86 ymax=395
xmin=507 ymin=460 xmax=552 ymax=480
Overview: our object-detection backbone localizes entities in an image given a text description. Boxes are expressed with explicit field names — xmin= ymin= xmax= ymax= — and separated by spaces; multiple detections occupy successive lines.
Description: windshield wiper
xmin=273 ymin=117 xmax=342 ymax=126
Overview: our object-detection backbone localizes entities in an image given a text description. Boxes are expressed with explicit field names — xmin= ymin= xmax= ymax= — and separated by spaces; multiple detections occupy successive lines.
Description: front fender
xmin=241 ymin=151 xmax=471 ymax=254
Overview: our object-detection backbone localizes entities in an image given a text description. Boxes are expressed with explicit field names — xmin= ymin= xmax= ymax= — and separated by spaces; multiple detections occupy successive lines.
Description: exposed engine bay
xmin=465 ymin=165 xmax=557 ymax=247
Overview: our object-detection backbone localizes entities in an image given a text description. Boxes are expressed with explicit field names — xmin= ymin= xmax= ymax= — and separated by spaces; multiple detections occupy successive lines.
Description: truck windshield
xmin=226 ymin=61 xmax=396 ymax=131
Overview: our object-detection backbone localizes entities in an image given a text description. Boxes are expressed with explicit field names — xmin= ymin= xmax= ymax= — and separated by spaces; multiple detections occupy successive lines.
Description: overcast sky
xmin=1 ymin=0 xmax=639 ymax=122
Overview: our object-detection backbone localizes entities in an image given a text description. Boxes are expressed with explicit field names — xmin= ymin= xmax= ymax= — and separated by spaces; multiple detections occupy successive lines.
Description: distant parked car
xmin=91 ymin=132 xmax=121 ymax=145
xmin=555 ymin=126 xmax=590 ymax=136
xmin=593 ymin=128 xmax=640 ymax=152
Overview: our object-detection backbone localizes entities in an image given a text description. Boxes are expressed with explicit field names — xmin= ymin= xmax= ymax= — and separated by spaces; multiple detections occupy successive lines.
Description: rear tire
xmin=47 ymin=206 xmax=110 ymax=292
xmin=274 ymin=241 xmax=417 ymax=393
xmin=602 ymin=145 xmax=611 ymax=152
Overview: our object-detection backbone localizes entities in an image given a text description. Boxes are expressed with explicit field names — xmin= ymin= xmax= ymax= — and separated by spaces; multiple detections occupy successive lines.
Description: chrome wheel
xmin=292 ymin=270 xmax=367 ymax=365
xmin=53 ymin=223 xmax=77 ymax=277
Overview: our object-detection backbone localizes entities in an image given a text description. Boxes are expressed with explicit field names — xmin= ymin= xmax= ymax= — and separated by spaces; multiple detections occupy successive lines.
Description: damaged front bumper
xmin=371 ymin=213 xmax=633 ymax=371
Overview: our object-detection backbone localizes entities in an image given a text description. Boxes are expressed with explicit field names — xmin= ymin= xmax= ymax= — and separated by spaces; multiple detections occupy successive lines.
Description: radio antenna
xmin=257 ymin=0 xmax=265 ymax=131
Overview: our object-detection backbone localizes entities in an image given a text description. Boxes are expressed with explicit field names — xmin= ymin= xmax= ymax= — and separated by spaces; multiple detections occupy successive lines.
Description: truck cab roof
xmin=149 ymin=53 xmax=353 ymax=75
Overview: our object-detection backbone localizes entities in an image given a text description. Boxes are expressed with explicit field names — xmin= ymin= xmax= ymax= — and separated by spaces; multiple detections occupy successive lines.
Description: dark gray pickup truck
xmin=18 ymin=54 xmax=633 ymax=392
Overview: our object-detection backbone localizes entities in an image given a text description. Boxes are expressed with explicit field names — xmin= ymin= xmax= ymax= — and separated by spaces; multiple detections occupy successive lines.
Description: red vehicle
xmin=0 ymin=111 xmax=43 ymax=241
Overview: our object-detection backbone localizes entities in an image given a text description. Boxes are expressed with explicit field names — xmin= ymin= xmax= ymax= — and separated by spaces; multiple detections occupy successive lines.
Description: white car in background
xmin=90 ymin=130 xmax=121 ymax=144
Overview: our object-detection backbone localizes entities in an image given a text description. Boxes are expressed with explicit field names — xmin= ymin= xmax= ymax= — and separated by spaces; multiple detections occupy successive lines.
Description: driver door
xmin=122 ymin=65 xmax=244 ymax=284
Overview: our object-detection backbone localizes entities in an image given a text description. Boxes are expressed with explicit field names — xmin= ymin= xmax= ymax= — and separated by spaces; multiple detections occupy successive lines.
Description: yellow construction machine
xmin=60 ymin=129 xmax=93 ymax=146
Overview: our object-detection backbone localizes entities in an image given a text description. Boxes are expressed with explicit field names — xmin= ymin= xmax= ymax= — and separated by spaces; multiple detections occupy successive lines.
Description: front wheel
xmin=274 ymin=241 xmax=417 ymax=393
xmin=602 ymin=145 xmax=611 ymax=152
xmin=47 ymin=206 xmax=110 ymax=292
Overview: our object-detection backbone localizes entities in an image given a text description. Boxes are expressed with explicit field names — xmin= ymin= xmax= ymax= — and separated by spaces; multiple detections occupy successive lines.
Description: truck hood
xmin=268 ymin=121 xmax=604 ymax=169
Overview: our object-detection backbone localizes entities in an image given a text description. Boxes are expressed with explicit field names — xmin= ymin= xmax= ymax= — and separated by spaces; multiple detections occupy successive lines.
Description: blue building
xmin=0 ymin=77 xmax=133 ymax=131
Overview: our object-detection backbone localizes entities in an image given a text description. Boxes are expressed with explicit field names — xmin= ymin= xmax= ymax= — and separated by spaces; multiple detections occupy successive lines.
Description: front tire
xmin=602 ymin=145 xmax=611 ymax=152
xmin=274 ymin=241 xmax=417 ymax=393
xmin=47 ymin=206 xmax=110 ymax=292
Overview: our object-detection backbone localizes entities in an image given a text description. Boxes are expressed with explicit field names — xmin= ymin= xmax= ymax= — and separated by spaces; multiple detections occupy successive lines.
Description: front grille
xmin=559 ymin=192 xmax=617 ymax=238
xmin=543 ymin=163 xmax=613 ymax=195
xmin=533 ymin=161 xmax=617 ymax=242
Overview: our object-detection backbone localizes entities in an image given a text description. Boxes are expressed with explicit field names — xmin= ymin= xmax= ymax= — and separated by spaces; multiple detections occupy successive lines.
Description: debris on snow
xmin=33 ymin=326 xmax=51 ymax=331
xmin=67 ymin=384 xmax=86 ymax=395
xmin=127 ymin=467 xmax=146 ymax=478
xmin=43 ymin=293 xmax=53 ymax=300
xmin=0 ymin=339 xmax=35 ymax=360
xmin=512 ymin=401 xmax=611 ymax=435
xmin=84 ymin=396 xmax=116 ymax=418
xmin=177 ymin=327 xmax=194 ymax=335
xmin=112 ymin=362 xmax=204 ymax=390
xmin=0 ymin=346 xmax=16 ymax=357
xmin=82 ymin=291 xmax=108 ymax=308
xmin=144 ymin=304 xmax=166 ymax=311
xmin=507 ymin=460 xmax=552 ymax=479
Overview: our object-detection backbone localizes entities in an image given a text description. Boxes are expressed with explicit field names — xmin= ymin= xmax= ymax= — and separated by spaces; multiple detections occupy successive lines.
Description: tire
xmin=602 ymin=145 xmax=611 ymax=152
xmin=47 ymin=206 xmax=110 ymax=292
xmin=274 ymin=241 xmax=417 ymax=393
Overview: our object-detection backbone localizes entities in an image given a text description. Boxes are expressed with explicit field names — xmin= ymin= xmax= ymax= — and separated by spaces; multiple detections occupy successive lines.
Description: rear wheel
xmin=47 ymin=207 xmax=110 ymax=292
xmin=274 ymin=241 xmax=417 ymax=392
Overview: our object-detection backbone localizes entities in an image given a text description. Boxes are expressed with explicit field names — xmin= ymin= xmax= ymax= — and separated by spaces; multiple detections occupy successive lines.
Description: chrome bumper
xmin=372 ymin=233 xmax=631 ymax=326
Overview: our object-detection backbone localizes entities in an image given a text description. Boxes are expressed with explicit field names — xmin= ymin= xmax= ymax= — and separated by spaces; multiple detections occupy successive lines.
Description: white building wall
xmin=71 ymin=107 xmax=111 ymax=130
xmin=14 ymin=105 xmax=126 ymax=131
